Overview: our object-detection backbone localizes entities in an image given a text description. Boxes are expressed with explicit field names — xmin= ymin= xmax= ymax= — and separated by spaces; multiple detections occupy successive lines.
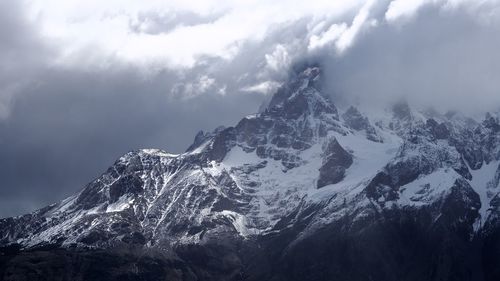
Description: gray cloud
xmin=129 ymin=10 xmax=224 ymax=35
xmin=319 ymin=4 xmax=500 ymax=113
xmin=0 ymin=0 xmax=55 ymax=119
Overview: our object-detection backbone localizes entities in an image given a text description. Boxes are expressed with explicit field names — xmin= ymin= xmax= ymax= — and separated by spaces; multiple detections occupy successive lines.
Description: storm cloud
xmin=1 ymin=0 xmax=500 ymax=217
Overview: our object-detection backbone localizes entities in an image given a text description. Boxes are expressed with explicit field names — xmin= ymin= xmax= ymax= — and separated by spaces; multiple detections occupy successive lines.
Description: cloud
xmin=385 ymin=0 xmax=432 ymax=22
xmin=129 ymin=10 xmax=224 ymax=35
xmin=335 ymin=0 xmax=378 ymax=53
xmin=322 ymin=3 xmax=500 ymax=113
xmin=308 ymin=24 xmax=347 ymax=51
xmin=241 ymin=81 xmax=282 ymax=95
xmin=265 ymin=45 xmax=291 ymax=72
xmin=23 ymin=0 xmax=368 ymax=68
xmin=385 ymin=0 xmax=500 ymax=23
xmin=0 ymin=0 xmax=53 ymax=119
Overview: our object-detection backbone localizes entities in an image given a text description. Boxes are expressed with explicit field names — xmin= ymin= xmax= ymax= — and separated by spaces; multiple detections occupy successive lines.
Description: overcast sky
xmin=1 ymin=0 xmax=500 ymax=218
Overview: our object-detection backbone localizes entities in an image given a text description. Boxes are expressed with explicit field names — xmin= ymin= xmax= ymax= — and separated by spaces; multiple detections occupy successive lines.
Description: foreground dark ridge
xmin=1 ymin=66 xmax=500 ymax=281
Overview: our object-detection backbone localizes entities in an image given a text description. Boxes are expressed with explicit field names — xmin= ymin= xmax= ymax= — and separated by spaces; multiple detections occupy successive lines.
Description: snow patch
xmin=141 ymin=149 xmax=179 ymax=158
xmin=220 ymin=210 xmax=259 ymax=237
xmin=106 ymin=195 xmax=134 ymax=213
xmin=469 ymin=160 xmax=500 ymax=225
xmin=398 ymin=168 xmax=460 ymax=207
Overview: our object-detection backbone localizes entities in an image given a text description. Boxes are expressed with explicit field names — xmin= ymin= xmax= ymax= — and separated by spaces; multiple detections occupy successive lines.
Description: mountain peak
xmin=264 ymin=66 xmax=338 ymax=120
xmin=3 ymin=62 xmax=500 ymax=281
xmin=266 ymin=66 xmax=320 ymax=107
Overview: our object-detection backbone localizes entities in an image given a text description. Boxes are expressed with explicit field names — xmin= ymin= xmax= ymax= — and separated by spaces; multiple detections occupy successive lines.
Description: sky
xmin=1 ymin=0 xmax=500 ymax=217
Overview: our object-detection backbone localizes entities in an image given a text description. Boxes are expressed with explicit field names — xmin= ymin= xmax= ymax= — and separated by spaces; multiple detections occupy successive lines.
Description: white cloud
xmin=308 ymin=23 xmax=347 ymax=51
xmin=10 ymin=0 xmax=500 ymax=106
xmin=241 ymin=81 xmax=282 ymax=95
xmin=17 ymin=0 xmax=500 ymax=71
xmin=335 ymin=0 xmax=377 ymax=53
xmin=385 ymin=0 xmax=500 ymax=22
xmin=307 ymin=0 xmax=378 ymax=54
xmin=24 ymin=0 xmax=367 ymax=68
xmin=385 ymin=0 xmax=432 ymax=22
xmin=265 ymin=45 xmax=291 ymax=72
xmin=171 ymin=74 xmax=221 ymax=98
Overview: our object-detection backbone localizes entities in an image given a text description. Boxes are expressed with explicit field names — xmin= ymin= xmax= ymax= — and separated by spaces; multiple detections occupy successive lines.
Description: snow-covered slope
xmin=1 ymin=66 xmax=500 ymax=251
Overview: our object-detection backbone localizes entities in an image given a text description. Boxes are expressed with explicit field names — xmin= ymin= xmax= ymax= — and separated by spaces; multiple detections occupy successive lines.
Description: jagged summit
xmin=2 ymin=65 xmax=500 ymax=281
xmin=266 ymin=67 xmax=325 ymax=108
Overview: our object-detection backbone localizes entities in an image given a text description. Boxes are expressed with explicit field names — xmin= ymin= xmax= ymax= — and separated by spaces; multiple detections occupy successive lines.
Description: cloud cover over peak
xmin=1 ymin=0 xmax=500 ymax=217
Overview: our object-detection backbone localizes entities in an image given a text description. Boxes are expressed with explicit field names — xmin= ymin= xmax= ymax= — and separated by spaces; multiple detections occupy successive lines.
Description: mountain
xmin=1 ymin=66 xmax=500 ymax=281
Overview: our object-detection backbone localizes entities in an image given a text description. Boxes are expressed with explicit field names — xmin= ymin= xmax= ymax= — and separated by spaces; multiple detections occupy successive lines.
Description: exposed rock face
xmin=2 ymin=66 xmax=500 ymax=280
xmin=426 ymin=118 xmax=450 ymax=140
xmin=342 ymin=106 xmax=381 ymax=142
xmin=317 ymin=138 xmax=353 ymax=188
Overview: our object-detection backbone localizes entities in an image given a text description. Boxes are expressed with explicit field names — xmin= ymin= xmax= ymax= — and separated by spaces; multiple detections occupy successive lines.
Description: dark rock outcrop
xmin=317 ymin=138 xmax=353 ymax=188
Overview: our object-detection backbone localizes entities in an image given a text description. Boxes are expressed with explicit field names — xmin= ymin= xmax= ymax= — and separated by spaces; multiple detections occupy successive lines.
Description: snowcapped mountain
xmin=2 ymin=66 xmax=500 ymax=281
